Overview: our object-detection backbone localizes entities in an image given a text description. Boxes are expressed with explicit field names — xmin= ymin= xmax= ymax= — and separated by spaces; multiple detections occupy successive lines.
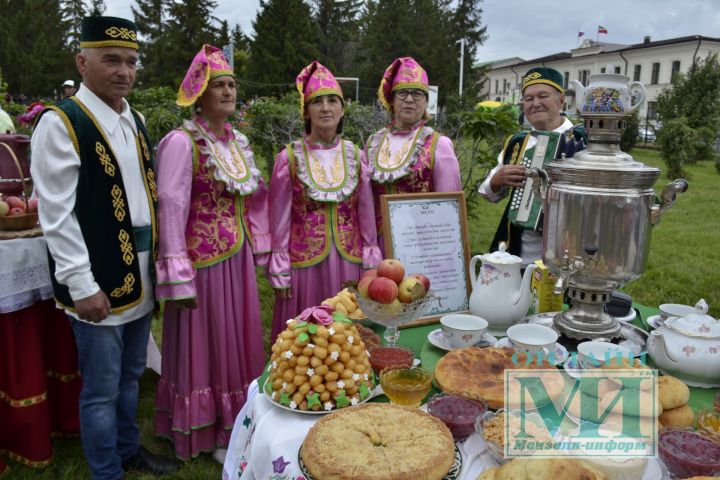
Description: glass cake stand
xmin=351 ymin=288 xmax=437 ymax=346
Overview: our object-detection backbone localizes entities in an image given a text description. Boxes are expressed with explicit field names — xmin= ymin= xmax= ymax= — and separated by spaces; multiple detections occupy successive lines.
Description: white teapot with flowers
xmin=647 ymin=299 xmax=720 ymax=388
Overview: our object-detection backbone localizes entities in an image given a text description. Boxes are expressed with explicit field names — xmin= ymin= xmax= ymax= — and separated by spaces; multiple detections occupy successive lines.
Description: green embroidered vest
xmin=38 ymin=97 xmax=158 ymax=313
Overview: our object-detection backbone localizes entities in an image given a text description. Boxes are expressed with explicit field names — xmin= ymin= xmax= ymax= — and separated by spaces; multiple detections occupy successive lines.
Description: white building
xmin=481 ymin=35 xmax=720 ymax=125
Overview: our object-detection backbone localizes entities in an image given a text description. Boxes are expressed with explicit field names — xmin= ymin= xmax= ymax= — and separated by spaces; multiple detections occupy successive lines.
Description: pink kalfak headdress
xmin=378 ymin=57 xmax=429 ymax=112
xmin=177 ymin=44 xmax=233 ymax=107
xmin=295 ymin=61 xmax=344 ymax=117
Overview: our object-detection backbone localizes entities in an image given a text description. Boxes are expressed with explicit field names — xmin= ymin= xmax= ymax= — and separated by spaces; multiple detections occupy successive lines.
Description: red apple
xmin=357 ymin=276 xmax=374 ymax=298
xmin=5 ymin=196 xmax=25 ymax=210
xmin=8 ymin=207 xmax=25 ymax=216
xmin=397 ymin=277 xmax=426 ymax=303
xmin=368 ymin=276 xmax=398 ymax=304
xmin=377 ymin=259 xmax=405 ymax=284
xmin=26 ymin=198 xmax=38 ymax=213
xmin=0 ymin=200 xmax=8 ymax=217
xmin=362 ymin=268 xmax=378 ymax=280
xmin=409 ymin=273 xmax=431 ymax=292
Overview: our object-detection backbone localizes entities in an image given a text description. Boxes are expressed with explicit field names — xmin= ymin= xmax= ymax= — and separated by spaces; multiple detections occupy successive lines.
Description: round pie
xmin=300 ymin=403 xmax=455 ymax=480
xmin=434 ymin=347 xmax=564 ymax=409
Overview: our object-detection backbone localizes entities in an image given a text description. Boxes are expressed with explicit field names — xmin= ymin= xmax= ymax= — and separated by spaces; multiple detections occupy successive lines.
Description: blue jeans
xmin=70 ymin=313 xmax=152 ymax=480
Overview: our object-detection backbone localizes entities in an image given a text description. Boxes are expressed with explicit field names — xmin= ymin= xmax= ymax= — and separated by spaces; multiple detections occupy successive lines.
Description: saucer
xmin=562 ymin=356 xmax=584 ymax=380
xmin=494 ymin=337 xmax=568 ymax=365
xmin=427 ymin=328 xmax=497 ymax=351
xmin=646 ymin=314 xmax=664 ymax=329
xmin=612 ymin=309 xmax=637 ymax=323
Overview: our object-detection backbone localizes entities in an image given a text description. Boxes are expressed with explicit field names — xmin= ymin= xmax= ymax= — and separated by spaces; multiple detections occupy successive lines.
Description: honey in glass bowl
xmin=379 ymin=367 xmax=432 ymax=407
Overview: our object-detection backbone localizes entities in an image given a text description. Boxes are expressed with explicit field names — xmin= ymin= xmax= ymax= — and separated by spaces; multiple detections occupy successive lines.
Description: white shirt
xmin=30 ymin=84 xmax=154 ymax=325
xmin=478 ymin=117 xmax=574 ymax=267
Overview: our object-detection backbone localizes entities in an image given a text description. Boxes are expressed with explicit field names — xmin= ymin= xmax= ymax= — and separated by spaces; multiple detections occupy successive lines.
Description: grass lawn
xmin=6 ymin=148 xmax=718 ymax=479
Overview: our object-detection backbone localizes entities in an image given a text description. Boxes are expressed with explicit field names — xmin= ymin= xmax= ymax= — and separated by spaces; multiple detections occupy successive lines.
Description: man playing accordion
xmin=478 ymin=67 xmax=587 ymax=267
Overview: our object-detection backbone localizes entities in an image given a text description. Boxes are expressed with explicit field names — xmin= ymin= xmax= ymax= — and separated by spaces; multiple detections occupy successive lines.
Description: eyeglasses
xmin=394 ymin=90 xmax=426 ymax=101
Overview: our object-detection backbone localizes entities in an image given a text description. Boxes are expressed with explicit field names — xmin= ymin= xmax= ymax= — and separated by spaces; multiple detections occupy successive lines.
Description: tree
xmin=132 ymin=0 xmax=169 ymax=87
xmin=247 ymin=0 xmax=320 ymax=98
xmin=151 ymin=0 xmax=221 ymax=87
xmin=88 ymin=0 xmax=105 ymax=15
xmin=356 ymin=0 xmax=487 ymax=107
xmin=0 ymin=0 xmax=74 ymax=98
xmin=656 ymin=53 xmax=720 ymax=177
xmin=216 ymin=19 xmax=230 ymax=48
xmin=61 ymin=0 xmax=88 ymax=51
xmin=231 ymin=24 xmax=251 ymax=51
xmin=311 ymin=0 xmax=362 ymax=76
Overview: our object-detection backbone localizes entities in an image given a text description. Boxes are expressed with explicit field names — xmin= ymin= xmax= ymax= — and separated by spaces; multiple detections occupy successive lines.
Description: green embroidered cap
xmin=80 ymin=16 xmax=138 ymax=50
xmin=522 ymin=67 xmax=564 ymax=93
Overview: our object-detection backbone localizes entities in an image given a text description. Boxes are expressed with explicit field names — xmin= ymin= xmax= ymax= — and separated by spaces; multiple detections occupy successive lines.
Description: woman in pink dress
xmin=153 ymin=45 xmax=268 ymax=461
xmin=268 ymin=61 xmax=381 ymax=341
xmin=365 ymin=57 xmax=461 ymax=252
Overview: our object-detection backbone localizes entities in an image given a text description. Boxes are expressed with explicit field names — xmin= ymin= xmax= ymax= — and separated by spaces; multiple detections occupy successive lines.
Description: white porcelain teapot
xmin=468 ymin=243 xmax=537 ymax=334
xmin=647 ymin=299 xmax=720 ymax=388
xmin=570 ymin=70 xmax=646 ymax=115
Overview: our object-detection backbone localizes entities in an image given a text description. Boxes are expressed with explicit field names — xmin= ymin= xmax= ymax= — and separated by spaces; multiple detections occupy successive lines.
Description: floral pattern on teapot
xmin=583 ymin=88 xmax=624 ymax=113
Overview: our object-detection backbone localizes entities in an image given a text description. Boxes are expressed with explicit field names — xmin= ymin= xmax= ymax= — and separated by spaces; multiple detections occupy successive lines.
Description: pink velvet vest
xmin=183 ymin=134 xmax=254 ymax=268
xmin=287 ymin=140 xmax=363 ymax=267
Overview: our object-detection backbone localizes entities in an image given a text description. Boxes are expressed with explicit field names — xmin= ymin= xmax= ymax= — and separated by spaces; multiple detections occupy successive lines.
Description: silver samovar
xmin=530 ymin=71 xmax=687 ymax=340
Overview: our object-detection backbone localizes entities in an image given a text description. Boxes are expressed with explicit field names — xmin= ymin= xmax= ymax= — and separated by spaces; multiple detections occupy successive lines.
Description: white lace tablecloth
xmin=0 ymin=236 xmax=53 ymax=313
xmin=222 ymin=379 xmax=496 ymax=480
xmin=223 ymin=379 xmax=670 ymax=480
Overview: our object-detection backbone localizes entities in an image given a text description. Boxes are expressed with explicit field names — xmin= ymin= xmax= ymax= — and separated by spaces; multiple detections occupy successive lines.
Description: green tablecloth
xmin=259 ymin=305 xmax=717 ymax=412
xmin=389 ymin=304 xmax=717 ymax=413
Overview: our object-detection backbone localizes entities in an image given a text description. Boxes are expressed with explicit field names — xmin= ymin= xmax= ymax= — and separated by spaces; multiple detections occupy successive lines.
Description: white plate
xmin=494 ymin=337 xmax=568 ymax=365
xmin=262 ymin=378 xmax=375 ymax=414
xmin=427 ymin=328 xmax=497 ymax=351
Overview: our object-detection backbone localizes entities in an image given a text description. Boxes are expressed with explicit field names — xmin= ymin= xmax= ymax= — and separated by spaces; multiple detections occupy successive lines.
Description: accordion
xmin=508 ymin=131 xmax=562 ymax=230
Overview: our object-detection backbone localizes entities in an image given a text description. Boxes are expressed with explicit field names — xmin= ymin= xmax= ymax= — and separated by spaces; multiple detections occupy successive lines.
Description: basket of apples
xmin=352 ymin=259 xmax=436 ymax=328
xmin=0 ymin=194 xmax=39 ymax=231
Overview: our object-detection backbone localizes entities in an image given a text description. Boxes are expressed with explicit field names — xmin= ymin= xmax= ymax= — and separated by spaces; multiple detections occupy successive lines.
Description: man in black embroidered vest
xmin=30 ymin=16 xmax=179 ymax=480
xmin=478 ymin=67 xmax=587 ymax=267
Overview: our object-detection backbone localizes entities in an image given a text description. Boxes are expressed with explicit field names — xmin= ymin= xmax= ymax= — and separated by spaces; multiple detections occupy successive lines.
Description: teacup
xmin=577 ymin=341 xmax=633 ymax=368
xmin=506 ymin=324 xmax=558 ymax=354
xmin=440 ymin=314 xmax=488 ymax=348
xmin=659 ymin=303 xmax=697 ymax=320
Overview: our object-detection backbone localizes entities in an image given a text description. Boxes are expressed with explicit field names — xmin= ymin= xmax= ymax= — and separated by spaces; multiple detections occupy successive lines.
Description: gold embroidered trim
xmin=80 ymin=40 xmax=139 ymax=50
xmin=46 ymin=370 xmax=81 ymax=382
xmin=0 ymin=389 xmax=47 ymax=408
xmin=134 ymin=135 xmax=158 ymax=258
xmin=105 ymin=26 xmax=137 ymax=41
xmin=119 ymin=229 xmax=134 ymax=265
xmin=147 ymin=169 xmax=158 ymax=201
xmin=110 ymin=273 xmax=135 ymax=298
xmin=96 ymin=141 xmax=116 ymax=177
xmin=139 ymin=132 xmax=150 ymax=162
xmin=45 ymin=106 xmax=80 ymax=156
xmin=0 ymin=448 xmax=53 ymax=469
xmin=111 ymin=185 xmax=126 ymax=221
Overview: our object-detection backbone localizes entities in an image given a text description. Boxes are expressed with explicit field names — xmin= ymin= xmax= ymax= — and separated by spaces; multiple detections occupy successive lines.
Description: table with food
xmin=222 ymin=257 xmax=719 ymax=480
xmin=223 ymin=73 xmax=720 ymax=480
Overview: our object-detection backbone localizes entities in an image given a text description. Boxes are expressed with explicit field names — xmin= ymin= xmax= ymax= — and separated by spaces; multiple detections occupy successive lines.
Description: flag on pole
xmin=578 ymin=30 xmax=585 ymax=38
xmin=598 ymin=25 xmax=608 ymax=34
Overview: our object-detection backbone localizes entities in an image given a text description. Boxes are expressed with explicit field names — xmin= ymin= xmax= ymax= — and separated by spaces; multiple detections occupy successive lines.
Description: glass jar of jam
xmin=658 ymin=427 xmax=720 ymax=478
xmin=368 ymin=346 xmax=414 ymax=374
xmin=428 ymin=394 xmax=487 ymax=441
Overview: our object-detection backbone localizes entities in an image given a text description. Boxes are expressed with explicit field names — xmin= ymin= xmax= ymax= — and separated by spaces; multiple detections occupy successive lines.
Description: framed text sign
xmin=380 ymin=192 xmax=472 ymax=326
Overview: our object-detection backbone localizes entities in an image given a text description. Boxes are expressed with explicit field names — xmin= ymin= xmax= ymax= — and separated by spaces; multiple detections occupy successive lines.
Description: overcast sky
xmin=105 ymin=0 xmax=720 ymax=64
